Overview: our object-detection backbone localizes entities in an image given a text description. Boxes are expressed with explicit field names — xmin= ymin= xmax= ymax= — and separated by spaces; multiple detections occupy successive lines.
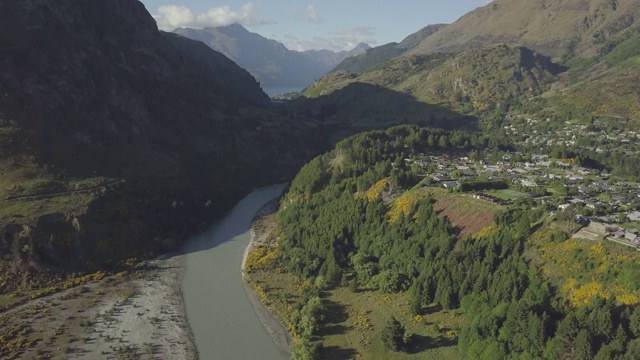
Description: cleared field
xmin=429 ymin=190 xmax=498 ymax=239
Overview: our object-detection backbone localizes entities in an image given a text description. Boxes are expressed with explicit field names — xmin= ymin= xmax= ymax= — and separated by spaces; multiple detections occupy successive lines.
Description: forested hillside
xmin=245 ymin=125 xmax=640 ymax=359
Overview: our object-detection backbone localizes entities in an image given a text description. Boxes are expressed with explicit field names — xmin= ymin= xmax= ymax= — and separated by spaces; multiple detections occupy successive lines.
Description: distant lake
xmin=262 ymin=86 xmax=305 ymax=96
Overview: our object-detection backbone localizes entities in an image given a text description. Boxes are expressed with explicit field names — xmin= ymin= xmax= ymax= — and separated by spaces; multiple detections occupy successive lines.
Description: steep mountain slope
xmin=304 ymin=45 xmax=562 ymax=118
xmin=174 ymin=24 xmax=369 ymax=88
xmin=331 ymin=43 xmax=405 ymax=74
xmin=410 ymin=0 xmax=640 ymax=59
xmin=332 ymin=24 xmax=447 ymax=74
xmin=0 ymin=0 xmax=310 ymax=291
xmin=397 ymin=24 xmax=449 ymax=50
xmin=546 ymin=34 xmax=640 ymax=121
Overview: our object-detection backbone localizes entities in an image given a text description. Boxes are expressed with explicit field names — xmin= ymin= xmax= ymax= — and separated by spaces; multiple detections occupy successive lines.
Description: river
xmin=181 ymin=185 xmax=289 ymax=360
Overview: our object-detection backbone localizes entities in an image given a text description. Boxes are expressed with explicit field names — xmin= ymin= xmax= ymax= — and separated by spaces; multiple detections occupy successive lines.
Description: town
xmin=402 ymin=147 xmax=640 ymax=250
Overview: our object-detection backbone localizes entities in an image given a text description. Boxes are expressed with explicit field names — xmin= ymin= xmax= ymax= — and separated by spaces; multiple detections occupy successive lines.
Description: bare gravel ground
xmin=0 ymin=256 xmax=196 ymax=360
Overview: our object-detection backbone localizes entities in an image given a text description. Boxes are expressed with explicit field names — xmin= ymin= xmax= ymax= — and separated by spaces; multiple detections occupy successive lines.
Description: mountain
xmin=332 ymin=24 xmax=447 ymax=74
xmin=400 ymin=0 xmax=640 ymax=122
xmin=300 ymin=44 xmax=562 ymax=129
xmin=174 ymin=24 xmax=370 ymax=88
xmin=397 ymin=23 xmax=449 ymax=50
xmin=305 ymin=0 xmax=640 ymax=126
xmin=302 ymin=43 xmax=371 ymax=69
xmin=0 ymin=0 xmax=312 ymax=291
xmin=410 ymin=0 xmax=640 ymax=59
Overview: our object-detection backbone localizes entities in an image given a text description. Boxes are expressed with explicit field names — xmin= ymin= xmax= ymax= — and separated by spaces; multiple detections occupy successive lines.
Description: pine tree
xmin=348 ymin=278 xmax=358 ymax=293
xmin=575 ymin=329 xmax=593 ymax=360
xmin=340 ymin=272 xmax=349 ymax=287
xmin=630 ymin=306 xmax=640 ymax=337
xmin=381 ymin=317 xmax=405 ymax=351
xmin=410 ymin=282 xmax=424 ymax=315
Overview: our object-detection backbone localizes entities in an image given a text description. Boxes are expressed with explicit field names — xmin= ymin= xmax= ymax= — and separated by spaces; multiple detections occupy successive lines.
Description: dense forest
xmin=248 ymin=125 xmax=640 ymax=359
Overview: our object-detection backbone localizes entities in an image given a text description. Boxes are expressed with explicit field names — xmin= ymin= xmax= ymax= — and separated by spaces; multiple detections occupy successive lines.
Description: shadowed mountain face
xmin=0 ymin=0 xmax=309 ymax=288
xmin=284 ymin=82 xmax=477 ymax=144
xmin=397 ymin=24 xmax=449 ymax=50
xmin=174 ymin=24 xmax=370 ymax=88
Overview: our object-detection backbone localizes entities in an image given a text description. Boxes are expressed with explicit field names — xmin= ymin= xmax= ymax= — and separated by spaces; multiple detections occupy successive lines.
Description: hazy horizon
xmin=140 ymin=0 xmax=492 ymax=52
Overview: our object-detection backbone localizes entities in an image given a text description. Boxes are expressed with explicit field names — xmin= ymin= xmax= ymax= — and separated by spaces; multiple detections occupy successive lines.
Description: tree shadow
xmin=423 ymin=303 xmax=442 ymax=315
xmin=406 ymin=334 xmax=458 ymax=354
xmin=322 ymin=324 xmax=351 ymax=336
xmin=321 ymin=345 xmax=358 ymax=359
xmin=320 ymin=299 xmax=350 ymax=336
xmin=406 ymin=334 xmax=432 ymax=354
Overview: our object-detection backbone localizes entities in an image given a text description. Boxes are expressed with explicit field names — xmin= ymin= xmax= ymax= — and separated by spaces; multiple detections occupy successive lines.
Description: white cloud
xmin=297 ymin=4 xmax=322 ymax=24
xmin=153 ymin=3 xmax=271 ymax=31
xmin=284 ymin=27 xmax=377 ymax=52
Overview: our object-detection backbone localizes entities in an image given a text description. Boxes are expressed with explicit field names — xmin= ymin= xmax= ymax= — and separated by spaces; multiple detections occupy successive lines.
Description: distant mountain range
xmin=174 ymin=24 xmax=370 ymax=88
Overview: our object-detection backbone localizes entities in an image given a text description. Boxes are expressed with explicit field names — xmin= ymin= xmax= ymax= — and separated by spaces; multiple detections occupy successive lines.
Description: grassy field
xmin=247 ymin=266 xmax=466 ymax=360
xmin=482 ymin=189 xmax=529 ymax=201
xmin=319 ymin=286 xmax=465 ymax=360
xmin=618 ymin=222 xmax=640 ymax=232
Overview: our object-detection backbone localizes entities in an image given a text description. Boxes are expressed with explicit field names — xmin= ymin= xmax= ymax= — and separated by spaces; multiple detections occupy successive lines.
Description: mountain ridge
xmin=331 ymin=23 xmax=447 ymax=74
xmin=409 ymin=0 xmax=640 ymax=59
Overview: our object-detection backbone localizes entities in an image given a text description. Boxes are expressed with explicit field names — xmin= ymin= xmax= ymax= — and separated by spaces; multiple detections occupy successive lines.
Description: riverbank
xmin=241 ymin=198 xmax=292 ymax=355
xmin=71 ymin=255 xmax=197 ymax=359
xmin=241 ymin=198 xmax=281 ymax=275
xmin=0 ymin=256 xmax=196 ymax=359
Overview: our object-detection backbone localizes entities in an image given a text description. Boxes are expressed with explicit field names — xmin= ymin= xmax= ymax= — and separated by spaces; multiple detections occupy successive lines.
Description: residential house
xmin=558 ymin=204 xmax=571 ymax=211
xmin=443 ymin=181 xmax=460 ymax=189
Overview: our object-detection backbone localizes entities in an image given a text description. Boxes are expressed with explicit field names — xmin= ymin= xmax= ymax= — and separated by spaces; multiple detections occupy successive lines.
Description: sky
xmin=141 ymin=0 xmax=492 ymax=52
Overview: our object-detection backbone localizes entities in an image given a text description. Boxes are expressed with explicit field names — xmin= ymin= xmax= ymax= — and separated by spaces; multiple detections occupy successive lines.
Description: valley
xmin=1 ymin=0 xmax=640 ymax=359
